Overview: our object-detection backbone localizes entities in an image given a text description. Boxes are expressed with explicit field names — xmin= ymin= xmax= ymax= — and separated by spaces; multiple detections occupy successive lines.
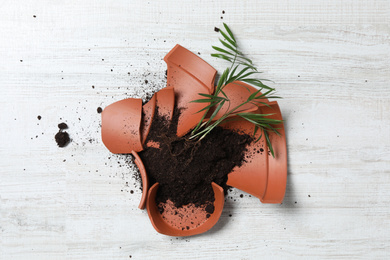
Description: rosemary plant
xmin=190 ymin=23 xmax=282 ymax=157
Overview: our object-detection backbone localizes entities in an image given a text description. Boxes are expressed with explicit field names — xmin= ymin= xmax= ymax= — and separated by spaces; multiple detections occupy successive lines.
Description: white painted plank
xmin=1 ymin=0 xmax=390 ymax=259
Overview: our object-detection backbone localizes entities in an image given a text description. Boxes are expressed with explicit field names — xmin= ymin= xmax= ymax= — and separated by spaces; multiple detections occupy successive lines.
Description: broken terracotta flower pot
xmin=146 ymin=182 xmax=225 ymax=236
xmin=101 ymin=44 xmax=287 ymax=237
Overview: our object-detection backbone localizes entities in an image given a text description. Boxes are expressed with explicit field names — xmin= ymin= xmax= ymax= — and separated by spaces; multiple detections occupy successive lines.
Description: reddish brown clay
xmin=258 ymin=102 xmax=287 ymax=203
xmin=131 ymin=151 xmax=149 ymax=209
xmin=212 ymin=81 xmax=259 ymax=121
xmin=141 ymin=94 xmax=156 ymax=145
xmin=164 ymin=44 xmax=217 ymax=137
xmin=101 ymin=98 xmax=143 ymax=153
xmin=156 ymin=86 xmax=175 ymax=120
xmin=223 ymin=118 xmax=269 ymax=199
xmin=220 ymin=82 xmax=287 ymax=204
xmin=146 ymin=182 xmax=225 ymax=236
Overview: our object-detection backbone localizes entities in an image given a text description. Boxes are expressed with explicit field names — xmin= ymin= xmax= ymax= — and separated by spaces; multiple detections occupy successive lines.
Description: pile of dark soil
xmin=138 ymin=106 xmax=253 ymax=211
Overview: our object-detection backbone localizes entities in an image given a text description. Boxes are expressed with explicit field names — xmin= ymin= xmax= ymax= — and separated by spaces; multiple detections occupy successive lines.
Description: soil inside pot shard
xmin=147 ymin=182 xmax=225 ymax=236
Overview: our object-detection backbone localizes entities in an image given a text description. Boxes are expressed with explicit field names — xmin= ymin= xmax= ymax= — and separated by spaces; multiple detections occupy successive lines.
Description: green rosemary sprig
xmin=190 ymin=23 xmax=282 ymax=157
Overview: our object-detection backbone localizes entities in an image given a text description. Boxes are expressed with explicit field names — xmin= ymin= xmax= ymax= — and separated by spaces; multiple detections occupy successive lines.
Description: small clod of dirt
xmin=55 ymin=122 xmax=70 ymax=147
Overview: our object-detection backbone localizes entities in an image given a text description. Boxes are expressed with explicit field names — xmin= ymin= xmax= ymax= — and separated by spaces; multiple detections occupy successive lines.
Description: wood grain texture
xmin=1 ymin=0 xmax=389 ymax=259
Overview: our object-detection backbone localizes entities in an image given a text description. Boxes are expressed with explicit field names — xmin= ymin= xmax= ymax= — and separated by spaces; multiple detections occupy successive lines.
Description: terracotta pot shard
xmin=141 ymin=94 xmax=156 ymax=145
xmin=222 ymin=82 xmax=287 ymax=203
xmin=211 ymin=81 xmax=259 ymax=121
xmin=258 ymin=102 xmax=287 ymax=204
xmin=156 ymin=86 xmax=175 ymax=120
xmin=164 ymin=44 xmax=217 ymax=137
xmin=146 ymin=182 xmax=225 ymax=236
xmin=101 ymin=98 xmax=143 ymax=153
xmin=131 ymin=151 xmax=149 ymax=209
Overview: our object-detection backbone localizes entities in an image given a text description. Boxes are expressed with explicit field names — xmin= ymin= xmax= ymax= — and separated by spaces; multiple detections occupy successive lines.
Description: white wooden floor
xmin=1 ymin=1 xmax=389 ymax=259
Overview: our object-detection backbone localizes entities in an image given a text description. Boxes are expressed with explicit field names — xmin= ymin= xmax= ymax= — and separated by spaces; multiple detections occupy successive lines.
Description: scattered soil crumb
xmin=58 ymin=123 xmax=68 ymax=130
xmin=55 ymin=132 xmax=70 ymax=147
xmin=55 ymin=122 xmax=70 ymax=147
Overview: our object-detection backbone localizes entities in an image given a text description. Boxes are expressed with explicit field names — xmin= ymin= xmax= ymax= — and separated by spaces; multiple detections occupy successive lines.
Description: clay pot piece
xmin=156 ymin=87 xmax=175 ymax=121
xmin=101 ymin=98 xmax=143 ymax=154
xmin=146 ymin=182 xmax=224 ymax=236
xmin=214 ymin=82 xmax=287 ymax=203
xmin=131 ymin=151 xmax=149 ymax=209
xmin=101 ymin=44 xmax=287 ymax=236
xmin=164 ymin=44 xmax=217 ymax=137
xmin=212 ymin=81 xmax=259 ymax=121
xmin=141 ymin=94 xmax=156 ymax=145
xmin=258 ymin=102 xmax=287 ymax=203
xmin=144 ymin=87 xmax=175 ymax=149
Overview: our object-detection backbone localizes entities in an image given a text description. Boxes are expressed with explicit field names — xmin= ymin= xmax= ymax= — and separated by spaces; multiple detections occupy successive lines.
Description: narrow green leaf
xmin=190 ymin=99 xmax=215 ymax=103
xmin=253 ymin=89 xmax=274 ymax=99
xmin=223 ymin=23 xmax=236 ymax=42
xmin=219 ymin=39 xmax=237 ymax=53
xmin=262 ymin=95 xmax=281 ymax=99
xmin=238 ymin=62 xmax=257 ymax=70
xmin=237 ymin=71 xmax=263 ymax=81
xmin=220 ymin=89 xmax=229 ymax=99
xmin=207 ymin=100 xmax=225 ymax=124
xmin=211 ymin=53 xmax=232 ymax=62
xmin=216 ymin=67 xmax=230 ymax=93
xmin=220 ymin=30 xmax=237 ymax=47
xmin=242 ymin=78 xmax=271 ymax=89
xmin=234 ymin=66 xmax=251 ymax=80
xmin=247 ymin=89 xmax=262 ymax=101
xmin=212 ymin=46 xmax=235 ymax=57
xmin=192 ymin=112 xmax=209 ymax=134
xmin=229 ymin=64 xmax=240 ymax=79
xmin=253 ymin=126 xmax=263 ymax=142
xmin=237 ymin=55 xmax=253 ymax=64
xmin=197 ymin=93 xmax=217 ymax=98
xmin=195 ymin=101 xmax=220 ymax=113
xmin=251 ymin=101 xmax=272 ymax=108
xmin=265 ymin=131 xmax=275 ymax=158
xmin=238 ymin=112 xmax=275 ymax=118
xmin=197 ymin=93 xmax=228 ymax=101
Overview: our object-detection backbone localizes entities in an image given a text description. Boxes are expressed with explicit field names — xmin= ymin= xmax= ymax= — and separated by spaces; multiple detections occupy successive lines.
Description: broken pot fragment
xmin=102 ymin=98 xmax=143 ymax=153
xmin=146 ymin=182 xmax=225 ymax=236
xmin=164 ymin=44 xmax=217 ymax=137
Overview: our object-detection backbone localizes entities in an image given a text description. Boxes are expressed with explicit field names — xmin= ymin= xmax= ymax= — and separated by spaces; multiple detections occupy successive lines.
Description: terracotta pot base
xmin=146 ymin=182 xmax=225 ymax=236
